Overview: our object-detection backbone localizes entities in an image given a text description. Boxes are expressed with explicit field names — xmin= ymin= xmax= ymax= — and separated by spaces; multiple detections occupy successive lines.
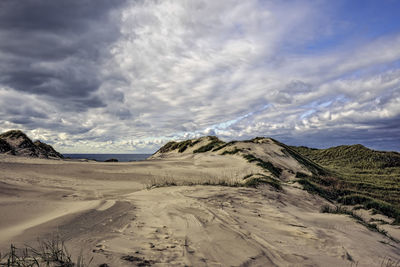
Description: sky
xmin=0 ymin=0 xmax=399 ymax=153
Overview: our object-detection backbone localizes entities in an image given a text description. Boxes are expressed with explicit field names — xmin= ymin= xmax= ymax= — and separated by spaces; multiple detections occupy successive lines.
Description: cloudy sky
xmin=0 ymin=0 xmax=399 ymax=153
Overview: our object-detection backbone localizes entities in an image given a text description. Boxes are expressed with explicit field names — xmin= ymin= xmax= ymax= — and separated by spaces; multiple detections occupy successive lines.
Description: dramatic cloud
xmin=0 ymin=0 xmax=399 ymax=152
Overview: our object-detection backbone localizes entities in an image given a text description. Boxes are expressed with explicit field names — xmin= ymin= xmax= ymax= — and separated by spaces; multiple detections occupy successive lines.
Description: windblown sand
xmin=0 ymin=154 xmax=399 ymax=266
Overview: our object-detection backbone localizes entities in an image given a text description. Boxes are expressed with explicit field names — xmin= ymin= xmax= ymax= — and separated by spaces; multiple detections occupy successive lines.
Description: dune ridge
xmin=0 ymin=130 xmax=63 ymax=159
xmin=0 ymin=133 xmax=399 ymax=266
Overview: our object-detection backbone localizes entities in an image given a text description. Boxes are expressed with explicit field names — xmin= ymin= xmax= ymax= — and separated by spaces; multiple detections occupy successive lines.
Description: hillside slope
xmin=293 ymin=144 xmax=400 ymax=169
xmin=0 ymin=130 xmax=63 ymax=159
xmin=0 ymin=137 xmax=399 ymax=266
xmin=292 ymin=144 xmax=400 ymax=223
xmin=152 ymin=136 xmax=400 ymax=224
xmin=150 ymin=136 xmax=328 ymax=184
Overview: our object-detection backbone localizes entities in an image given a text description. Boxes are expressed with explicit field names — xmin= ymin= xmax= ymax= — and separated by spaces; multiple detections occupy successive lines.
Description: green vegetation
xmin=272 ymin=139 xmax=328 ymax=176
xmin=292 ymin=144 xmax=400 ymax=224
xmin=157 ymin=139 xmax=201 ymax=153
xmin=146 ymin=177 xmax=241 ymax=189
xmin=295 ymin=172 xmax=309 ymax=178
xmin=242 ymin=154 xmax=282 ymax=178
xmin=243 ymin=174 xmax=282 ymax=190
xmin=212 ymin=141 xmax=236 ymax=152
xmin=221 ymin=147 xmax=242 ymax=155
xmin=158 ymin=141 xmax=178 ymax=153
xmin=0 ymin=130 xmax=28 ymax=140
xmin=146 ymin=172 xmax=282 ymax=190
xmin=338 ymin=194 xmax=400 ymax=222
xmin=177 ymin=140 xmax=193 ymax=153
xmin=297 ymin=179 xmax=337 ymax=200
xmin=193 ymin=137 xmax=225 ymax=153
xmin=294 ymin=144 xmax=400 ymax=169
xmin=320 ymin=205 xmax=398 ymax=242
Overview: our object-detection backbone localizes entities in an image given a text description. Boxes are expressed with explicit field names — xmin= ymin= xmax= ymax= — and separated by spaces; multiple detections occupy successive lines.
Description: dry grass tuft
xmin=0 ymin=236 xmax=92 ymax=267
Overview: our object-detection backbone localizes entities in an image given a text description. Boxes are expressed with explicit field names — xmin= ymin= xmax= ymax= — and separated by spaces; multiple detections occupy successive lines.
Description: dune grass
xmin=145 ymin=172 xmax=282 ymax=190
xmin=221 ymin=147 xmax=242 ymax=155
xmin=291 ymin=145 xmax=400 ymax=224
xmin=242 ymin=174 xmax=282 ymax=190
xmin=0 ymin=236 xmax=92 ymax=267
xmin=145 ymin=176 xmax=242 ymax=189
xmin=242 ymin=154 xmax=282 ymax=178
xmin=320 ymin=204 xmax=399 ymax=243
xmin=193 ymin=137 xmax=225 ymax=153
xmin=157 ymin=139 xmax=201 ymax=153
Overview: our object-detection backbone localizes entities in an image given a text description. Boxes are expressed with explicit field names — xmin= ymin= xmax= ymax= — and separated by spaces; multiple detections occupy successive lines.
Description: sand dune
xmin=0 ymin=147 xmax=399 ymax=266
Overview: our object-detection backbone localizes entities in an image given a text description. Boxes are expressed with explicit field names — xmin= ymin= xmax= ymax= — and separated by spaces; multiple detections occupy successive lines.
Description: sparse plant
xmin=0 ymin=236 xmax=92 ymax=267
xmin=145 ymin=176 xmax=242 ymax=189
xmin=193 ymin=136 xmax=225 ymax=153
xmin=221 ymin=148 xmax=242 ymax=155
xmin=320 ymin=204 xmax=398 ymax=243
xmin=243 ymin=176 xmax=282 ymax=190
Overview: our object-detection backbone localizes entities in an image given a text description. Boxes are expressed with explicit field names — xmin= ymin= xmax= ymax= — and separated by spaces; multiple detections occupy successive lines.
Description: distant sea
xmin=63 ymin=154 xmax=152 ymax=162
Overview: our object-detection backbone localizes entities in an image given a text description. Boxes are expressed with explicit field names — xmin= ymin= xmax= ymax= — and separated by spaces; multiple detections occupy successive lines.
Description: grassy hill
xmin=292 ymin=144 xmax=400 ymax=223
xmin=293 ymin=144 xmax=400 ymax=169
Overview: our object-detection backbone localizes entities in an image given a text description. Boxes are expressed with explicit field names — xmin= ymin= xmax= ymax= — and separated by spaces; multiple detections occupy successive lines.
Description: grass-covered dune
xmin=292 ymin=144 xmax=400 ymax=223
xmin=1 ymin=134 xmax=400 ymax=266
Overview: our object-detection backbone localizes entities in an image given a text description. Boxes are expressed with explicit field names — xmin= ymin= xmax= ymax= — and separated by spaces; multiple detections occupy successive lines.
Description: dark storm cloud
xmin=0 ymin=0 xmax=126 ymax=108
xmin=1 ymin=0 xmax=399 ymax=153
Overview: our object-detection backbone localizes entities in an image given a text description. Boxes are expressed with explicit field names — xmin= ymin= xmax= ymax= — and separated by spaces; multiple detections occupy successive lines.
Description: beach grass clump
xmin=193 ymin=137 xmax=225 ymax=153
xmin=146 ymin=175 xmax=283 ymax=190
xmin=158 ymin=141 xmax=178 ymax=153
xmin=297 ymin=179 xmax=337 ymax=200
xmin=145 ymin=176 xmax=242 ymax=189
xmin=145 ymin=170 xmax=284 ymax=190
xmin=338 ymin=194 xmax=400 ymax=224
xmin=242 ymin=154 xmax=282 ymax=178
xmin=320 ymin=205 xmax=398 ymax=242
xmin=0 ymin=237 xmax=92 ymax=267
xmin=295 ymin=172 xmax=310 ymax=178
xmin=221 ymin=147 xmax=242 ymax=155
xmin=243 ymin=174 xmax=282 ymax=190
xmin=177 ymin=140 xmax=193 ymax=153
xmin=157 ymin=139 xmax=202 ymax=153
xmin=212 ymin=141 xmax=237 ymax=152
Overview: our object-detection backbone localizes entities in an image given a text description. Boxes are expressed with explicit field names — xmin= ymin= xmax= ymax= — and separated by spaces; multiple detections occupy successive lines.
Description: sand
xmin=0 ymin=153 xmax=399 ymax=266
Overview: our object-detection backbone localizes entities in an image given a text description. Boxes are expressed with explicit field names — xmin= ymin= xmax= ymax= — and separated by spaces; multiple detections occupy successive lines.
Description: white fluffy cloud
xmin=1 ymin=0 xmax=399 ymax=152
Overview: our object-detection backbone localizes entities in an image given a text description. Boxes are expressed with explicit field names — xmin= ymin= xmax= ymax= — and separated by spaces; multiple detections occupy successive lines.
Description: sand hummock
xmin=0 ymin=137 xmax=399 ymax=266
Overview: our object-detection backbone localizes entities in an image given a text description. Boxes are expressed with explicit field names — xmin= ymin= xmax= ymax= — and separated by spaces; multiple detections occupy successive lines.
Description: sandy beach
xmin=1 ymin=151 xmax=399 ymax=267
